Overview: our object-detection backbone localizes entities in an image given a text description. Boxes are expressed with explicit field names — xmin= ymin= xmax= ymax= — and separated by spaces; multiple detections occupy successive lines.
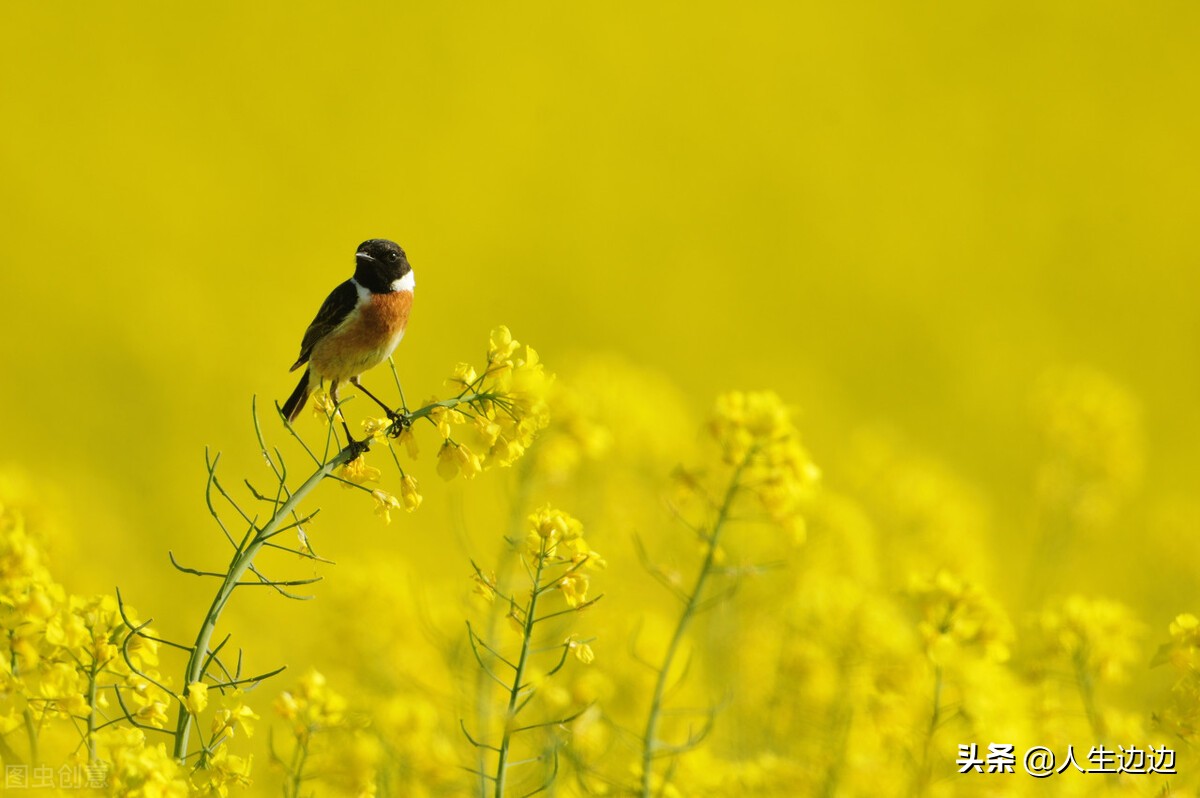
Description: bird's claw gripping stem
xmin=386 ymin=410 xmax=413 ymax=438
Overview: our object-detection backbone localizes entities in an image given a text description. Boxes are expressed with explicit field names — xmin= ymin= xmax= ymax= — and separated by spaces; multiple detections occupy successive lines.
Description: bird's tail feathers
xmin=281 ymin=369 xmax=311 ymax=422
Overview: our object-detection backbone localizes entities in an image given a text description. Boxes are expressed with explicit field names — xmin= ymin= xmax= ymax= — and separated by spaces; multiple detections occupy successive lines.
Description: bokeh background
xmin=2 ymin=2 xmax=1198 ymax=795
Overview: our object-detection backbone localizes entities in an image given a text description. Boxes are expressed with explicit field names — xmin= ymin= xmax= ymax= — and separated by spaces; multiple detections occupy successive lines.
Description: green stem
xmin=23 ymin=708 xmax=38 ymax=766
xmin=1074 ymin=652 xmax=1105 ymax=742
xmin=911 ymin=665 xmax=942 ymax=798
xmin=640 ymin=454 xmax=749 ymax=798
xmin=172 ymin=393 xmax=495 ymax=762
xmin=494 ymin=537 xmax=548 ymax=798
xmin=287 ymin=734 xmax=310 ymax=798
xmin=929 ymin=665 xmax=943 ymax=738
xmin=86 ymin=665 xmax=99 ymax=762
xmin=172 ymin=442 xmax=360 ymax=762
xmin=476 ymin=460 xmax=536 ymax=797
xmin=11 ymin=638 xmax=38 ymax=765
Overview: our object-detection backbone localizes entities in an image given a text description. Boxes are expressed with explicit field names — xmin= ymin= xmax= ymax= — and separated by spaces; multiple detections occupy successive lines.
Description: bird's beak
xmin=356 ymin=251 xmax=376 ymax=263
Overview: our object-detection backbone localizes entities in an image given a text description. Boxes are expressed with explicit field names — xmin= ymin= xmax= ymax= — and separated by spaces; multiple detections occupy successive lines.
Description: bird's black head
xmin=354 ymin=239 xmax=412 ymax=293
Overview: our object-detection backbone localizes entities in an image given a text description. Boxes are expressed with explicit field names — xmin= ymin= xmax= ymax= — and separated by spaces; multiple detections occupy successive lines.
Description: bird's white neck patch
xmin=391 ymin=271 xmax=415 ymax=293
xmin=351 ymin=279 xmax=371 ymax=304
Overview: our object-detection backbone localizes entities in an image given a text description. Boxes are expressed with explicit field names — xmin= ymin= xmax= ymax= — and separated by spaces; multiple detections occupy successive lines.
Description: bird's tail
xmin=281 ymin=368 xmax=311 ymax=422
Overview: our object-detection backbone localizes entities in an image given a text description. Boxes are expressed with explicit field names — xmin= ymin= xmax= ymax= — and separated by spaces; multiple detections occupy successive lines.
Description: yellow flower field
xmin=1 ymin=3 xmax=1198 ymax=796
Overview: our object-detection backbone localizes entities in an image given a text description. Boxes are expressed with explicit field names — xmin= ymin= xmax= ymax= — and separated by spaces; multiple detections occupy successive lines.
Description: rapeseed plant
xmin=638 ymin=390 xmax=818 ymax=797
xmin=0 ymin=358 xmax=1193 ymax=797
xmin=463 ymin=504 xmax=603 ymax=797
xmin=0 ymin=327 xmax=554 ymax=795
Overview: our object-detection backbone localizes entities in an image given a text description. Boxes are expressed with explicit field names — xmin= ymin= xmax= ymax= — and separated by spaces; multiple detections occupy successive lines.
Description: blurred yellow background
xmin=2 ymin=2 xmax=1199 ymax=794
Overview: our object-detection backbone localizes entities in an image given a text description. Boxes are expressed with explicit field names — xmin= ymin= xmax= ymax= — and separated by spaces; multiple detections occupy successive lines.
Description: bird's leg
xmin=350 ymin=376 xmax=409 ymax=432
xmin=331 ymin=381 xmax=369 ymax=457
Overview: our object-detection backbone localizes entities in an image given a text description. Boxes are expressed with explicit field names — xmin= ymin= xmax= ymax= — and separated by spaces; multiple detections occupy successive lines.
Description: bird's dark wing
xmin=289 ymin=280 xmax=359 ymax=371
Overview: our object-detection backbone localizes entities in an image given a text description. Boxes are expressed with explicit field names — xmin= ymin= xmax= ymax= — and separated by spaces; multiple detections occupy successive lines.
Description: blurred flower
xmin=707 ymin=390 xmax=819 ymax=543
xmin=908 ymin=570 xmax=1013 ymax=665
xmin=471 ymin=569 xmax=497 ymax=604
xmin=840 ymin=428 xmax=992 ymax=585
xmin=1156 ymin=613 xmax=1200 ymax=742
xmin=530 ymin=376 xmax=613 ymax=484
xmin=275 ymin=670 xmax=347 ymax=739
xmin=98 ymin=727 xmax=190 ymax=797
xmin=191 ymin=747 xmax=253 ymax=797
xmin=1032 ymin=367 xmax=1144 ymax=529
xmin=1164 ymin=613 xmax=1200 ymax=671
xmin=1035 ymin=594 xmax=1143 ymax=683
xmin=567 ymin=636 xmax=595 ymax=665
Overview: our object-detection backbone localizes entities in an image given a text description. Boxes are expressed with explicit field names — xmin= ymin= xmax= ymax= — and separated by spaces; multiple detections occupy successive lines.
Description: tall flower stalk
xmin=639 ymin=391 xmax=818 ymax=797
xmin=463 ymin=506 xmax=603 ymax=797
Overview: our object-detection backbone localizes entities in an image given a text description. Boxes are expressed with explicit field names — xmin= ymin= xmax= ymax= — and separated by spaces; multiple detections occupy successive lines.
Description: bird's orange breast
xmin=308 ymin=290 xmax=413 ymax=382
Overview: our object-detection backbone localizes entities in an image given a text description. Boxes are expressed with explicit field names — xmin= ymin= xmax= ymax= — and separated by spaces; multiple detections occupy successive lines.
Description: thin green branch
xmin=640 ymin=451 xmax=751 ymax=798
xmin=171 ymin=436 xmax=362 ymax=761
xmin=494 ymin=537 xmax=549 ymax=798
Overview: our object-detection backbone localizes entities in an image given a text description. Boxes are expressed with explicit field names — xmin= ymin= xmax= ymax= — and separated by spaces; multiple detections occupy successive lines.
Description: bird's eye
xmin=388 ymin=252 xmax=399 ymax=262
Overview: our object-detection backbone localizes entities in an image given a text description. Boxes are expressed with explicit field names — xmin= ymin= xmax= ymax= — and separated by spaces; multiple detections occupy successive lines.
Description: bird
xmin=280 ymin=239 xmax=415 ymax=444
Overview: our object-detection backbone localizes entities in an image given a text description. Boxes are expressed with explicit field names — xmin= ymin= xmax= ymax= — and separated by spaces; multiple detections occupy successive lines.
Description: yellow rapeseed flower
xmin=707 ymin=391 xmax=819 ymax=540
xmin=449 ymin=362 xmax=478 ymax=389
xmin=338 ymin=455 xmax=381 ymax=488
xmin=908 ymin=570 xmax=1013 ymax=665
xmin=557 ymin=573 xmax=590 ymax=608
xmin=183 ymin=682 xmax=209 ymax=715
xmin=399 ymin=474 xmax=422 ymax=512
xmin=436 ymin=441 xmax=460 ymax=480
xmin=211 ymin=690 xmax=260 ymax=740
xmin=395 ymin=425 xmax=419 ymax=459
xmin=370 ymin=490 xmax=402 ymax=525
xmin=361 ymin=416 xmax=392 ymax=440
xmin=1038 ymin=595 xmax=1143 ymax=682
xmin=488 ymin=325 xmax=519 ymax=364
xmin=428 ymin=403 xmax=467 ymax=440
xmin=567 ymin=636 xmax=596 ymax=665
xmin=310 ymin=386 xmax=342 ymax=423
xmin=472 ymin=570 xmax=498 ymax=604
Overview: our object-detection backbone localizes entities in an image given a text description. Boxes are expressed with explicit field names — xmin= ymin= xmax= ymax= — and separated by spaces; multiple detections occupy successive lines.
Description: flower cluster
xmin=466 ymin=502 xmax=603 ymax=795
xmin=524 ymin=505 xmax=606 ymax=607
xmin=274 ymin=670 xmax=348 ymax=742
xmin=333 ymin=327 xmax=552 ymax=523
xmin=1162 ymin=613 xmax=1200 ymax=672
xmin=0 ymin=493 xmax=174 ymax=775
xmin=7 ymin=349 xmax=1198 ymax=798
xmin=1035 ymin=594 xmax=1144 ymax=683
xmin=97 ymin=727 xmax=191 ymax=798
xmin=705 ymin=390 xmax=820 ymax=542
xmin=413 ymin=327 xmax=549 ymax=482
xmin=531 ymin=377 xmax=613 ymax=484
xmin=1155 ymin=614 xmax=1200 ymax=742
xmin=907 ymin=570 xmax=1013 ymax=665
xmin=272 ymin=671 xmax=378 ymax=798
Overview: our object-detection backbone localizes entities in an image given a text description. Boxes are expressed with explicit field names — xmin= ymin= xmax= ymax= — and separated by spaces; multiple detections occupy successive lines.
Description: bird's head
xmin=355 ymin=239 xmax=412 ymax=292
